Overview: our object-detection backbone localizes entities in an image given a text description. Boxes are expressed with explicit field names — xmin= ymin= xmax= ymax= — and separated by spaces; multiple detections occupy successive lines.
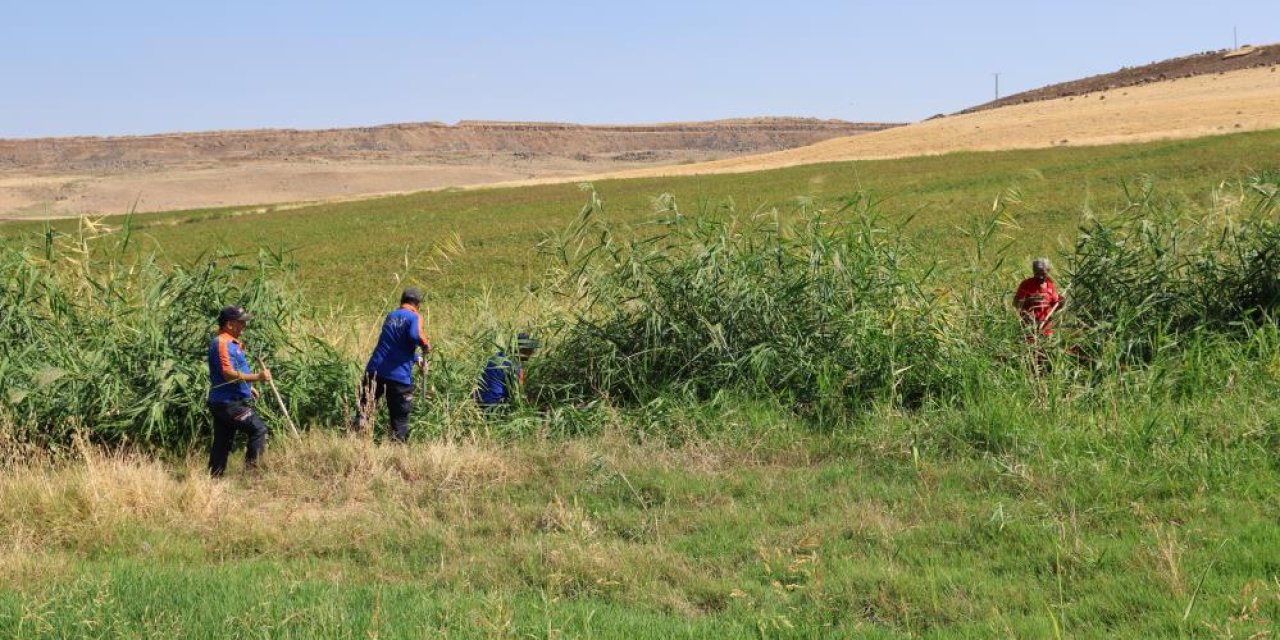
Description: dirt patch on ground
xmin=600 ymin=66 xmax=1280 ymax=180
xmin=0 ymin=155 xmax=686 ymax=218
xmin=0 ymin=119 xmax=895 ymax=219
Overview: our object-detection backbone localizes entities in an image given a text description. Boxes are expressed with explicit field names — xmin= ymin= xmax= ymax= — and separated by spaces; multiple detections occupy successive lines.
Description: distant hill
xmin=0 ymin=118 xmax=900 ymax=218
xmin=960 ymin=43 xmax=1280 ymax=114
xmin=0 ymin=118 xmax=898 ymax=174
xmin=605 ymin=65 xmax=1280 ymax=179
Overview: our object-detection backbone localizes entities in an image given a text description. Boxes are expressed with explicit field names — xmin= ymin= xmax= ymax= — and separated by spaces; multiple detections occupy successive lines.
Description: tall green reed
xmin=532 ymin=174 xmax=1280 ymax=426
xmin=533 ymin=189 xmax=984 ymax=421
xmin=0 ymin=217 xmax=353 ymax=451
xmin=5 ymin=172 xmax=1280 ymax=451
xmin=1066 ymin=172 xmax=1280 ymax=367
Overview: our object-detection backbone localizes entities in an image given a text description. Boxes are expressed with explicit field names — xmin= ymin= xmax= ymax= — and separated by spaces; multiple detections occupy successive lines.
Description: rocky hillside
xmin=960 ymin=43 xmax=1280 ymax=114
xmin=0 ymin=118 xmax=898 ymax=174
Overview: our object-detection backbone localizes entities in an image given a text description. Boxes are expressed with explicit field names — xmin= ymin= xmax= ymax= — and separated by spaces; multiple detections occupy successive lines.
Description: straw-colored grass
xmin=3 ymin=415 xmax=1279 ymax=637
xmin=0 ymin=432 xmax=514 ymax=567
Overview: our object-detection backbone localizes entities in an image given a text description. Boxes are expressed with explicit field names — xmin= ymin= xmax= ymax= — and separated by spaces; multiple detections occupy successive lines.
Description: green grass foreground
xmin=4 ymin=130 xmax=1280 ymax=638
xmin=2 ymin=406 xmax=1278 ymax=640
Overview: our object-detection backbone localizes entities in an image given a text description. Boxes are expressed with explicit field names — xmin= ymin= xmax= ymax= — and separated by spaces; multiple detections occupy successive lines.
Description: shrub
xmin=0 ymin=218 xmax=355 ymax=451
xmin=534 ymin=190 xmax=978 ymax=419
xmin=1066 ymin=173 xmax=1280 ymax=365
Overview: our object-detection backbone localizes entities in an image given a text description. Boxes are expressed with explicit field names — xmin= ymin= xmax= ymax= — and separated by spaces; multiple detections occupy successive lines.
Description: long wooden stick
xmin=257 ymin=356 xmax=300 ymax=437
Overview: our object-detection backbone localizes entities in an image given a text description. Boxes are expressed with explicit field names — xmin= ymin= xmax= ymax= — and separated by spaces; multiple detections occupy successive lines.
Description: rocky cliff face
xmin=0 ymin=118 xmax=899 ymax=173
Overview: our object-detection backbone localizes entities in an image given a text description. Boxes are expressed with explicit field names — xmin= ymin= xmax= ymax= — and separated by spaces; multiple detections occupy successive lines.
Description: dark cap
xmin=401 ymin=287 xmax=423 ymax=304
xmin=517 ymin=332 xmax=540 ymax=351
xmin=217 ymin=305 xmax=252 ymax=323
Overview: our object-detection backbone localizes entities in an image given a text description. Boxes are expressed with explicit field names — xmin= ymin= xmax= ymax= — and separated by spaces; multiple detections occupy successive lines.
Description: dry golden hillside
xmin=0 ymin=119 xmax=893 ymax=218
xmin=602 ymin=66 xmax=1280 ymax=179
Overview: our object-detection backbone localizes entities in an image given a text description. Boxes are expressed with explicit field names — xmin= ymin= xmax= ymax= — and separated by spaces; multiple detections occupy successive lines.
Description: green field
xmin=4 ymin=129 xmax=1280 ymax=638
xmin=7 ymin=129 xmax=1278 ymax=314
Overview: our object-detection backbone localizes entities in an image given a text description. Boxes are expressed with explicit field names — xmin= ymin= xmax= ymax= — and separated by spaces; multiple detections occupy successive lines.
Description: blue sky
xmin=2 ymin=1 xmax=1277 ymax=138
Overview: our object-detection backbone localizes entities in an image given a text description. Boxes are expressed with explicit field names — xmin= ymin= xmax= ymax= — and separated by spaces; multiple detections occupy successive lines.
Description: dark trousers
xmin=208 ymin=400 xmax=268 ymax=477
xmin=355 ymin=374 xmax=414 ymax=442
xmin=476 ymin=400 xmax=511 ymax=417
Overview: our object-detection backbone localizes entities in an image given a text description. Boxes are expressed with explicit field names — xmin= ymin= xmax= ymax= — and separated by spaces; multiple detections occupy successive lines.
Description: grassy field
xmin=4 ymin=381 xmax=1280 ymax=639
xmin=6 ymin=128 xmax=1279 ymax=316
xmin=4 ymin=391 xmax=1280 ymax=639
xmin=3 ymin=129 xmax=1280 ymax=638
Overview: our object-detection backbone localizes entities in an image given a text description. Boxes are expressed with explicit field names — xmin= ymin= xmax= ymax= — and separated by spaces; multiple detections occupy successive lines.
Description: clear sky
xmin=2 ymin=0 xmax=1277 ymax=138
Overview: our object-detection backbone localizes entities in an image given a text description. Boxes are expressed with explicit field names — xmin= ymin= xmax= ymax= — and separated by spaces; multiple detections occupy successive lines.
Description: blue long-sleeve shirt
xmin=475 ymin=351 xmax=523 ymax=406
xmin=364 ymin=304 xmax=431 ymax=385
xmin=208 ymin=332 xmax=252 ymax=402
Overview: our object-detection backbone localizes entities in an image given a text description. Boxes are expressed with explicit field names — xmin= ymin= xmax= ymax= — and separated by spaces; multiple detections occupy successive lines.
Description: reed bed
xmin=3 ymin=173 xmax=1280 ymax=452
xmin=0 ymin=218 xmax=352 ymax=451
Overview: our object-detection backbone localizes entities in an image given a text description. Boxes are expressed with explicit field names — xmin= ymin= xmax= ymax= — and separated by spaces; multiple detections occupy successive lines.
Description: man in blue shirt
xmin=207 ymin=305 xmax=272 ymax=477
xmin=355 ymin=288 xmax=432 ymax=441
xmin=475 ymin=332 xmax=539 ymax=411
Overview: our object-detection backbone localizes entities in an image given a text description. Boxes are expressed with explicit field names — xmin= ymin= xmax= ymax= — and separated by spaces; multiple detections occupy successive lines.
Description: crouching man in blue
xmin=355 ymin=288 xmax=432 ymax=442
xmin=207 ymin=305 xmax=272 ymax=477
xmin=475 ymin=333 xmax=539 ymax=411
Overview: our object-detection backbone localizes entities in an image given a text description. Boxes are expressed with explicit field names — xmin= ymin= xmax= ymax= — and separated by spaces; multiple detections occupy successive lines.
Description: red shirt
xmin=1015 ymin=277 xmax=1061 ymax=334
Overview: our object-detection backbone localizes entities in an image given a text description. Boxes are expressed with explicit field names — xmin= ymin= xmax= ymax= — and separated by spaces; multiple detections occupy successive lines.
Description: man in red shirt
xmin=1014 ymin=257 xmax=1063 ymax=340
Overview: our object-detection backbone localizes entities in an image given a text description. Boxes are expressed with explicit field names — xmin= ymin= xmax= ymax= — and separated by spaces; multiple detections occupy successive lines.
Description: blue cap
xmin=217 ymin=305 xmax=252 ymax=323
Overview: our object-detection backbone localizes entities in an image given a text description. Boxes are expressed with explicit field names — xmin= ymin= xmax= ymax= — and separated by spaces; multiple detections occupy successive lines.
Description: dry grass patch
xmin=0 ymin=433 xmax=518 ymax=558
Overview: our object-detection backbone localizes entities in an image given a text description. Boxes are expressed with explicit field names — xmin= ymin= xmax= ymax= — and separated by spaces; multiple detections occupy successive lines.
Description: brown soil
xmin=960 ymin=43 xmax=1280 ymax=114
xmin=0 ymin=119 xmax=896 ymax=218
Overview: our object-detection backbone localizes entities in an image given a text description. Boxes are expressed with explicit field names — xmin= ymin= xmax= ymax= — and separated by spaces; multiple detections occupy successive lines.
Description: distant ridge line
xmin=0 ymin=118 xmax=898 ymax=145
xmin=959 ymin=43 xmax=1280 ymax=115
